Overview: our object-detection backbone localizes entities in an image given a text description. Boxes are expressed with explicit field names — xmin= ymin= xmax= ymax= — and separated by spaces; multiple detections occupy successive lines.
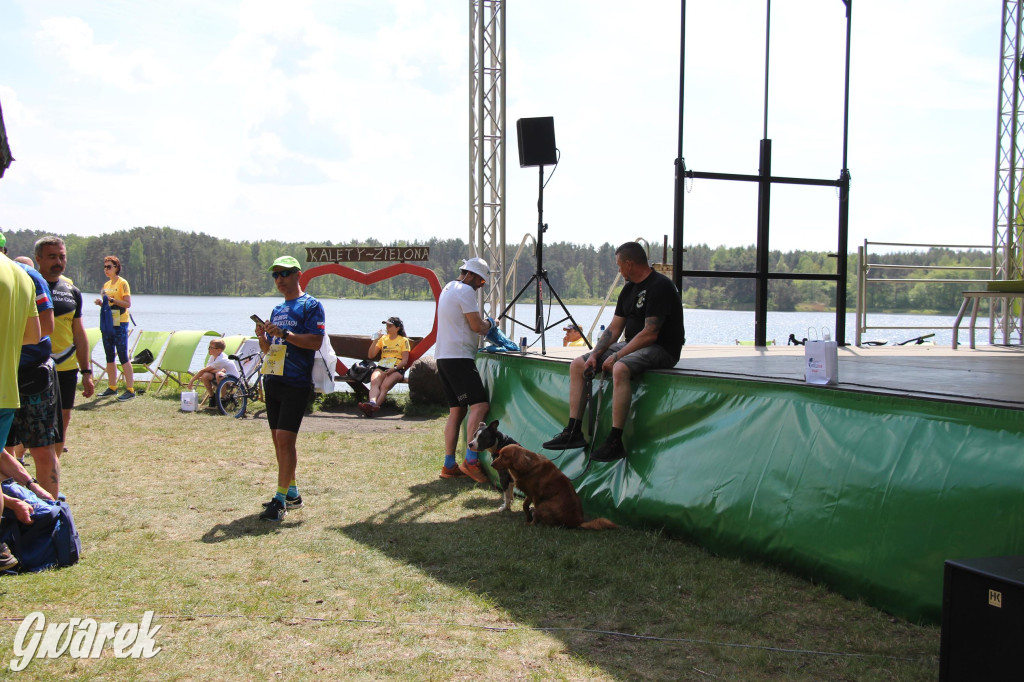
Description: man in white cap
xmin=435 ymin=256 xmax=496 ymax=482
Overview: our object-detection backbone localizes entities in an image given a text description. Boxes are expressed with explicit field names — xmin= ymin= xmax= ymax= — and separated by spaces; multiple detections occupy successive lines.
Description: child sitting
xmin=188 ymin=338 xmax=236 ymax=407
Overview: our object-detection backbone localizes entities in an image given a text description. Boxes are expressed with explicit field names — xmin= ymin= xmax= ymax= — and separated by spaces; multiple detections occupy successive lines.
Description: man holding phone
xmin=254 ymin=255 xmax=325 ymax=521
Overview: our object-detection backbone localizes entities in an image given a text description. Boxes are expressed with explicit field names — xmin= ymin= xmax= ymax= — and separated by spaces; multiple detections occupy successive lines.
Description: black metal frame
xmin=673 ymin=0 xmax=853 ymax=346
xmin=499 ymin=166 xmax=590 ymax=355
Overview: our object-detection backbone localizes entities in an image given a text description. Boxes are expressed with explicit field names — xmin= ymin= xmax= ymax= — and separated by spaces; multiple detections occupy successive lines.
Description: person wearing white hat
xmin=435 ymin=257 xmax=496 ymax=483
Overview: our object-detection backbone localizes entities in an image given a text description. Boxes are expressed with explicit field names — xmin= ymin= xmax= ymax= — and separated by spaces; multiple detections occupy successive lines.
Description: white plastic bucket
xmin=180 ymin=391 xmax=198 ymax=412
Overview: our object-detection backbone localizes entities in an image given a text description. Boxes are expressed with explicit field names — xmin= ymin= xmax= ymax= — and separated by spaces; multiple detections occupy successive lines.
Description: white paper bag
xmin=180 ymin=390 xmax=198 ymax=412
xmin=312 ymin=334 xmax=339 ymax=394
xmin=804 ymin=328 xmax=838 ymax=385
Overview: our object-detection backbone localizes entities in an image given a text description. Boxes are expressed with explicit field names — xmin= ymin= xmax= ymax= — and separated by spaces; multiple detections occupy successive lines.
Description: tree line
xmin=2 ymin=226 xmax=992 ymax=314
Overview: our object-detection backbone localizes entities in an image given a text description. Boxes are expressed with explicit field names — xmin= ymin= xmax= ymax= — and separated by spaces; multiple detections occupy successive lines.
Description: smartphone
xmin=250 ymin=314 xmax=265 ymax=326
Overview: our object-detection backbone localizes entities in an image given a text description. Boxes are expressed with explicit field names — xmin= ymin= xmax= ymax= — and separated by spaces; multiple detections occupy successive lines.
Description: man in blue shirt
xmin=254 ymin=256 xmax=326 ymax=521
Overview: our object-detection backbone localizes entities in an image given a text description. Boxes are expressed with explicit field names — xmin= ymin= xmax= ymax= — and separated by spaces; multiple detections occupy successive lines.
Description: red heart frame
xmin=299 ymin=263 xmax=442 ymax=369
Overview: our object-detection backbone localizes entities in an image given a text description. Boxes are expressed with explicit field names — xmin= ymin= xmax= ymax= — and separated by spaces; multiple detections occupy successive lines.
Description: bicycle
xmin=216 ymin=350 xmax=265 ymax=418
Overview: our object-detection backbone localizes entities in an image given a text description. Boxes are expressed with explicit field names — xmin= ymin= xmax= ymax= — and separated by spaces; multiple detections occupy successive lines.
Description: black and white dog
xmin=468 ymin=419 xmax=518 ymax=512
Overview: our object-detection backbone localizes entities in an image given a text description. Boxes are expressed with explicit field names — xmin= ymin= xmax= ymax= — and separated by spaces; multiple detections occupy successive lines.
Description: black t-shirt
xmin=613 ymin=270 xmax=685 ymax=360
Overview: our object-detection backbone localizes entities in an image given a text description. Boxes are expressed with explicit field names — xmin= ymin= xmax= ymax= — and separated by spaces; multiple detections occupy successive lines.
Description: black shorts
xmin=264 ymin=381 xmax=311 ymax=434
xmin=57 ymin=369 xmax=78 ymax=411
xmin=436 ymin=358 xmax=489 ymax=408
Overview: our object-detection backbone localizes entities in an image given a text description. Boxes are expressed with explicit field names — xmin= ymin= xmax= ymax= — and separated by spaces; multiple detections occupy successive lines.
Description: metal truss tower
xmin=469 ymin=0 xmax=506 ymax=319
xmin=992 ymin=0 xmax=1024 ymax=341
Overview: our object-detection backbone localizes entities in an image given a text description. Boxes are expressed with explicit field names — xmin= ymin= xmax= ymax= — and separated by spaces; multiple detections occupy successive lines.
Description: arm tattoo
xmin=591 ymin=329 xmax=615 ymax=355
xmin=644 ymin=315 xmax=664 ymax=335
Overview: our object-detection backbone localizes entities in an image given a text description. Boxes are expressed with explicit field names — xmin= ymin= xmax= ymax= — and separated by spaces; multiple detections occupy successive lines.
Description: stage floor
xmin=519 ymin=344 xmax=1024 ymax=410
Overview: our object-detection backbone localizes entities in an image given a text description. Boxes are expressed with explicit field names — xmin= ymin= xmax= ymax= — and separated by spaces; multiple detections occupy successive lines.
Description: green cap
xmin=0 ymin=231 xmax=6 ymax=248
xmin=268 ymin=255 xmax=302 ymax=271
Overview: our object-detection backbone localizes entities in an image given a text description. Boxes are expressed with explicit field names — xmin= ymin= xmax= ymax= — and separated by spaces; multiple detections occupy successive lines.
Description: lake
xmin=82 ymin=293 xmax=967 ymax=350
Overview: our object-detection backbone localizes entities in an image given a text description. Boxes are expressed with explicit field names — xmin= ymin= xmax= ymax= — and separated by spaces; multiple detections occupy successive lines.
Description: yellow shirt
xmin=102 ymin=276 xmax=131 ymax=325
xmin=1 ymin=254 xmax=39 ymax=409
xmin=374 ymin=334 xmax=411 ymax=369
xmin=567 ymin=337 xmax=587 ymax=347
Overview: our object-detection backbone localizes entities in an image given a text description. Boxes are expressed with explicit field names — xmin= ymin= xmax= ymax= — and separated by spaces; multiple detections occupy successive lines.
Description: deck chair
xmin=123 ymin=330 xmax=171 ymax=391
xmin=84 ymin=327 xmax=106 ymax=376
xmin=154 ymin=330 xmax=220 ymax=393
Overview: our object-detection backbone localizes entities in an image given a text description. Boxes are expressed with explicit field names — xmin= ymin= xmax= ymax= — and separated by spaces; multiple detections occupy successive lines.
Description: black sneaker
xmin=591 ymin=439 xmax=627 ymax=462
xmin=117 ymin=389 xmax=136 ymax=402
xmin=0 ymin=543 xmax=18 ymax=571
xmin=262 ymin=495 xmax=303 ymax=510
xmin=99 ymin=388 xmax=118 ymax=397
xmin=259 ymin=497 xmax=286 ymax=521
xmin=542 ymin=427 xmax=586 ymax=450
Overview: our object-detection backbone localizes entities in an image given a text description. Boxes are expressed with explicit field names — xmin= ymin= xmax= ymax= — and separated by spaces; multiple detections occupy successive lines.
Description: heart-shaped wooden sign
xmin=299 ymin=263 xmax=442 ymax=368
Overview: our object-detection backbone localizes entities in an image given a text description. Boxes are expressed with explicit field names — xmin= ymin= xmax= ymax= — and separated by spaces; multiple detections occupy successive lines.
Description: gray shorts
xmin=582 ymin=342 xmax=677 ymax=380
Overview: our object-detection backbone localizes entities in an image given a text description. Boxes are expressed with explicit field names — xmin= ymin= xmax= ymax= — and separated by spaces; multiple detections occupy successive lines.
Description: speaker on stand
xmin=500 ymin=117 xmax=589 ymax=355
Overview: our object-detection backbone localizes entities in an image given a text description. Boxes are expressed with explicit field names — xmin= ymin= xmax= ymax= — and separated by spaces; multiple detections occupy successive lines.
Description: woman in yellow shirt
xmin=94 ymin=255 xmax=135 ymax=401
xmin=358 ymin=316 xmax=411 ymax=417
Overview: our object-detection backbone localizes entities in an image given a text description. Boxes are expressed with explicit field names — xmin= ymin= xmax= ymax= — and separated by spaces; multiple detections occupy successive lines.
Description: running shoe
xmin=458 ymin=459 xmax=489 ymax=483
xmin=259 ymin=497 xmax=286 ymax=521
xmin=262 ymin=495 xmax=303 ymax=510
xmin=117 ymin=389 xmax=136 ymax=402
xmin=99 ymin=388 xmax=118 ymax=397
xmin=542 ymin=427 xmax=586 ymax=450
xmin=439 ymin=464 xmax=466 ymax=479
xmin=590 ymin=439 xmax=627 ymax=462
xmin=0 ymin=543 xmax=18 ymax=571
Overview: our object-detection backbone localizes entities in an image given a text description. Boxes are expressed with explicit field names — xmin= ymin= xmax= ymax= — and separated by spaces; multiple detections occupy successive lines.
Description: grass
xmin=0 ymin=390 xmax=940 ymax=680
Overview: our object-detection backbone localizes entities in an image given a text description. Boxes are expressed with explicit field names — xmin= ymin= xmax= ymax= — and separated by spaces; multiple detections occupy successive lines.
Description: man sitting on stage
xmin=543 ymin=242 xmax=684 ymax=462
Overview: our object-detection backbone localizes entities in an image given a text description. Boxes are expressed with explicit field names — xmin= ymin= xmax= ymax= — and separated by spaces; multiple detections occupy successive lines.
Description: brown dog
xmin=490 ymin=444 xmax=617 ymax=530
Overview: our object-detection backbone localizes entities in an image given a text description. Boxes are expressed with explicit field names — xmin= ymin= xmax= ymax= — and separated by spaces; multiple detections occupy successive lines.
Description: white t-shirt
xmin=435 ymin=280 xmax=482 ymax=359
xmin=209 ymin=355 xmax=236 ymax=375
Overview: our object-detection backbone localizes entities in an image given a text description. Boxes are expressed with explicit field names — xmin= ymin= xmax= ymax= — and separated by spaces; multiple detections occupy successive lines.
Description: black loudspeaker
xmin=940 ymin=556 xmax=1024 ymax=681
xmin=516 ymin=117 xmax=557 ymax=168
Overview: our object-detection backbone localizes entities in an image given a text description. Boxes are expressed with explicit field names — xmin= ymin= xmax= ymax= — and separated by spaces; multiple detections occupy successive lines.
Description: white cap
xmin=460 ymin=257 xmax=489 ymax=281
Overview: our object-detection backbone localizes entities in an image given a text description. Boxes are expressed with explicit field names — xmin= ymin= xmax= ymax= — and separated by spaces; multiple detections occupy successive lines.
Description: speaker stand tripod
xmin=498 ymin=166 xmax=591 ymax=355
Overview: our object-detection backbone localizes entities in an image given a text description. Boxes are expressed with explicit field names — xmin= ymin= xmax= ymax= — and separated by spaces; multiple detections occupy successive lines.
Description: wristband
xmin=80 ymin=369 xmax=92 ymax=375
xmin=282 ymin=330 xmax=291 ymax=341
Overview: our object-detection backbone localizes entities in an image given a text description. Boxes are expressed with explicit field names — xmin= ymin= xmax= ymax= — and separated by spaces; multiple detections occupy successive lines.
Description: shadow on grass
xmin=201 ymin=514 xmax=303 ymax=543
xmin=330 ymin=480 xmax=937 ymax=680
xmin=331 ymin=479 xmax=689 ymax=680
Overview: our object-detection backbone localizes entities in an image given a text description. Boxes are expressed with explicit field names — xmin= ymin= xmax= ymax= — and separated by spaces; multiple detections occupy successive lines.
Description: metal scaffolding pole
xmin=992 ymin=0 xmax=1024 ymax=342
xmin=469 ymin=0 xmax=506 ymax=321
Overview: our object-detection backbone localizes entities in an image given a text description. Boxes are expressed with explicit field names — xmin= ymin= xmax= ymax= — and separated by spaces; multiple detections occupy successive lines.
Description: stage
xmin=476 ymin=344 xmax=1024 ymax=623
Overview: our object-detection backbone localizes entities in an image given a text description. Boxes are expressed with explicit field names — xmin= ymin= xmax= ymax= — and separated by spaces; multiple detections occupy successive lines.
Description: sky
xmin=0 ymin=1 xmax=1002 ymax=255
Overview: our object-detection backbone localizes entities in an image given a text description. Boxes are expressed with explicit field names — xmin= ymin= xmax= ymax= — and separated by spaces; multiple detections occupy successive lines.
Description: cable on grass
xmin=1 ymin=612 xmax=935 ymax=663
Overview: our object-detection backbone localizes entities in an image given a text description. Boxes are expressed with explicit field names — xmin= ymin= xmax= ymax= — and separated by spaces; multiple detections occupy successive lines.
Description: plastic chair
xmin=154 ymin=330 xmax=221 ymax=393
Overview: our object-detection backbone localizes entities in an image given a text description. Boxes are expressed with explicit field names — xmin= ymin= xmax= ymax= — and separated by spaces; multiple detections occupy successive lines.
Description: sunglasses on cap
xmin=271 ymin=268 xmax=299 ymax=279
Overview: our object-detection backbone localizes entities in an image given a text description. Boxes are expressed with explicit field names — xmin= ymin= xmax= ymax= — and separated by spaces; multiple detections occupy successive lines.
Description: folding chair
xmin=154 ymin=330 xmax=221 ymax=393
xmin=84 ymin=327 xmax=106 ymax=376
xmin=124 ymin=330 xmax=171 ymax=391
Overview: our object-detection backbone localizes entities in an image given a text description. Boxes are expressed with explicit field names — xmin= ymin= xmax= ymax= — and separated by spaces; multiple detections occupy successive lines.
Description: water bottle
xmin=372 ymin=330 xmax=382 ymax=340
xmin=520 ymin=336 xmax=527 ymax=354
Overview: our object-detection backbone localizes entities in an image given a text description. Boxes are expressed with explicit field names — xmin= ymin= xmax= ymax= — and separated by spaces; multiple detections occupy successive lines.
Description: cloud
xmin=36 ymin=16 xmax=177 ymax=91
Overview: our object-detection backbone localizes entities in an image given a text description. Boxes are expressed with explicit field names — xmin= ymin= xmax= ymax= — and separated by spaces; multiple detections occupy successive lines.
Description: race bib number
xmin=261 ymin=343 xmax=286 ymax=376
xmin=379 ymin=357 xmax=398 ymax=369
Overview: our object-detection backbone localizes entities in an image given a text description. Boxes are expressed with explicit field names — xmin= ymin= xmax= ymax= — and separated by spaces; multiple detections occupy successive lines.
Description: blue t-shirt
xmin=264 ymin=293 xmax=326 ymax=389
xmin=17 ymin=262 xmax=53 ymax=367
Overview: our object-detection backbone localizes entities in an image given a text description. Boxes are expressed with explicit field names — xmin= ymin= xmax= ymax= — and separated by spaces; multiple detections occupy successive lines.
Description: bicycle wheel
xmin=216 ymin=375 xmax=248 ymax=418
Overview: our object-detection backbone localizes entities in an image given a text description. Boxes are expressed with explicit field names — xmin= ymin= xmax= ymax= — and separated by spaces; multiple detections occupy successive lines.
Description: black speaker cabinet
xmin=940 ymin=556 xmax=1024 ymax=681
xmin=516 ymin=117 xmax=557 ymax=168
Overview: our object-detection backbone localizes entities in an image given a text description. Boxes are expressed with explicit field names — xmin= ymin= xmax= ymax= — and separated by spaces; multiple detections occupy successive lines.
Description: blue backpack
xmin=0 ymin=479 xmax=81 ymax=572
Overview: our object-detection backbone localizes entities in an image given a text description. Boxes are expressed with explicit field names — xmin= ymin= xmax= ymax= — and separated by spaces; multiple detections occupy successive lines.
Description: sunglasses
xmin=104 ymin=264 xmax=115 ymax=270
xmin=271 ymin=269 xmax=298 ymax=279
